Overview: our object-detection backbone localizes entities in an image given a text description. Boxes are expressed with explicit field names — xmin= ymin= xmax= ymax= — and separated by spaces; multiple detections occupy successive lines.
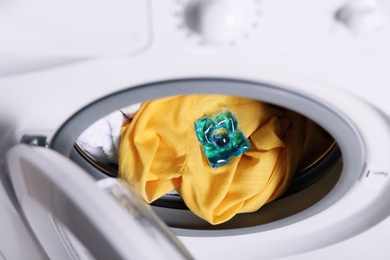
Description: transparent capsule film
xmin=194 ymin=110 xmax=250 ymax=168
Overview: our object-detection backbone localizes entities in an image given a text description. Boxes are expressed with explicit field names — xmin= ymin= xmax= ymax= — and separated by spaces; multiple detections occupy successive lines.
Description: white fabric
xmin=76 ymin=103 xmax=141 ymax=164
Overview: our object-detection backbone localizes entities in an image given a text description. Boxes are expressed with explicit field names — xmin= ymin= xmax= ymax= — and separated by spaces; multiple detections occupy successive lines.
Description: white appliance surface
xmin=1 ymin=0 xmax=390 ymax=259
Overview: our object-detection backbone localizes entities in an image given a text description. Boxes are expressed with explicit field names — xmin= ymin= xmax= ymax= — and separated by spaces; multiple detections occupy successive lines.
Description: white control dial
xmin=185 ymin=0 xmax=247 ymax=44
xmin=335 ymin=0 xmax=389 ymax=31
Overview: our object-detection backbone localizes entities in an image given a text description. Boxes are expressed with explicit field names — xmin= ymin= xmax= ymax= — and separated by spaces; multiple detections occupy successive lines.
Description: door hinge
xmin=21 ymin=135 xmax=48 ymax=147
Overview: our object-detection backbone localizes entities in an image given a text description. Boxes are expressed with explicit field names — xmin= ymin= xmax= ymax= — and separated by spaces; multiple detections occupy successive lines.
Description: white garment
xmin=76 ymin=103 xmax=141 ymax=164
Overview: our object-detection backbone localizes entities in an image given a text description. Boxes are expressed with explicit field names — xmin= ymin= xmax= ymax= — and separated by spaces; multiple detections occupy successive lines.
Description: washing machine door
xmin=6 ymin=144 xmax=192 ymax=260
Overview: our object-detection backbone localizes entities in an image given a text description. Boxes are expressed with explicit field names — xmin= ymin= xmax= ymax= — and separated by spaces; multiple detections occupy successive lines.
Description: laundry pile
xmin=77 ymin=95 xmax=332 ymax=225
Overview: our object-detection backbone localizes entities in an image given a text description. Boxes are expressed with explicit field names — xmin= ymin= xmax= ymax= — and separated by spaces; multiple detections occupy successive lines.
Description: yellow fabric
xmin=118 ymin=95 xmax=330 ymax=225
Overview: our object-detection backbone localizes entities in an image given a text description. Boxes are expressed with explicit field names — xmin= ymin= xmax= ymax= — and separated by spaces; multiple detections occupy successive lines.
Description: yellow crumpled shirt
xmin=118 ymin=95 xmax=330 ymax=225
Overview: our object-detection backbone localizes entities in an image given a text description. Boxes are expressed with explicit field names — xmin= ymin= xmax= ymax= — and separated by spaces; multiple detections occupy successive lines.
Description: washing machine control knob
xmin=335 ymin=0 xmax=389 ymax=31
xmin=184 ymin=0 xmax=246 ymax=44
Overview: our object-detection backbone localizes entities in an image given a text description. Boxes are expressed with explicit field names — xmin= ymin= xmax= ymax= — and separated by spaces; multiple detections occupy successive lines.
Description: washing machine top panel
xmin=2 ymin=0 xmax=390 ymax=60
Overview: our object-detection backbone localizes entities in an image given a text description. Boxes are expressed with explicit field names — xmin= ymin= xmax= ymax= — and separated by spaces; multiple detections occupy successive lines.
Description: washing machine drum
xmin=50 ymin=79 xmax=365 ymax=231
xmin=72 ymin=93 xmax=340 ymax=227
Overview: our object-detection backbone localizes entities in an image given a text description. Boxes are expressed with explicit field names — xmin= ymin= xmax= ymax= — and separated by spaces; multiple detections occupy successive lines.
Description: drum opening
xmin=71 ymin=94 xmax=342 ymax=229
xmin=50 ymin=79 xmax=363 ymax=234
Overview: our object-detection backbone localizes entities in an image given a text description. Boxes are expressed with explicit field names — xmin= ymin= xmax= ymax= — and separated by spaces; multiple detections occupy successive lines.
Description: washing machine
xmin=1 ymin=0 xmax=390 ymax=259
